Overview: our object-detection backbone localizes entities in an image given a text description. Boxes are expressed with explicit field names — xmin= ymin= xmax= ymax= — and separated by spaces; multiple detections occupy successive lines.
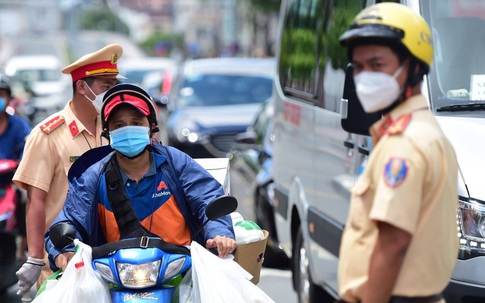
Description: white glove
xmin=16 ymin=257 xmax=45 ymax=296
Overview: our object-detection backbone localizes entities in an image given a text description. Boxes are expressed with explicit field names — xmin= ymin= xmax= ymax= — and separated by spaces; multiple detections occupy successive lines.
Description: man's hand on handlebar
xmin=206 ymin=235 xmax=237 ymax=258
xmin=54 ymin=251 xmax=75 ymax=271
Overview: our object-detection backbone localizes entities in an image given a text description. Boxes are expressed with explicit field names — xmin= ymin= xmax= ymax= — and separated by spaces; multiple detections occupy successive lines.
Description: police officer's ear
xmin=74 ymin=79 xmax=86 ymax=95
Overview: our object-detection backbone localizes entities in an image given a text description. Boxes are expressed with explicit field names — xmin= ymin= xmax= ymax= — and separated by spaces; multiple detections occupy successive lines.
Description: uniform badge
xmin=69 ymin=156 xmax=79 ymax=163
xmin=111 ymin=53 xmax=119 ymax=64
xmin=69 ymin=120 xmax=79 ymax=137
xmin=384 ymin=158 xmax=408 ymax=188
xmin=386 ymin=114 xmax=411 ymax=135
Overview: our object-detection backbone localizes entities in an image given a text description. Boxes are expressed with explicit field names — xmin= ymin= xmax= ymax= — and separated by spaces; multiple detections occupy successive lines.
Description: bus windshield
xmin=422 ymin=0 xmax=485 ymax=114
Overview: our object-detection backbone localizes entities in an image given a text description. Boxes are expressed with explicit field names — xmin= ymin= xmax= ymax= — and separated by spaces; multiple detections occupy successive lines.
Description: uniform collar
xmin=64 ymin=101 xmax=101 ymax=138
xmin=370 ymin=95 xmax=429 ymax=144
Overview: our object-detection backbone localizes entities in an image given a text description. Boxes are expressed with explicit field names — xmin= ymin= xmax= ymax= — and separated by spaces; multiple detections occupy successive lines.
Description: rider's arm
xmin=45 ymin=164 xmax=103 ymax=271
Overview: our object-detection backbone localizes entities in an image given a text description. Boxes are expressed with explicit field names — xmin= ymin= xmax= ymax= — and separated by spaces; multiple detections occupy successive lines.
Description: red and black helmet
xmin=101 ymin=83 xmax=158 ymax=134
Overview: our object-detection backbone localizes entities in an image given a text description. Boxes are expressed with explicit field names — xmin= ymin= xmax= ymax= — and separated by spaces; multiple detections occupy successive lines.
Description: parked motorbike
xmin=0 ymin=159 xmax=23 ymax=292
xmin=48 ymin=195 xmax=238 ymax=302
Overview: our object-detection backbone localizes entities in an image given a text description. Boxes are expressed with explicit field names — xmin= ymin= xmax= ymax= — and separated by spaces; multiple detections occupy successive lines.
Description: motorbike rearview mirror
xmin=194 ymin=195 xmax=238 ymax=239
xmin=205 ymin=195 xmax=238 ymax=220
xmin=50 ymin=223 xmax=76 ymax=249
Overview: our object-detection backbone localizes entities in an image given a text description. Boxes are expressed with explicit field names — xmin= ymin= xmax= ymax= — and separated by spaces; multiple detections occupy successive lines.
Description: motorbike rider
xmin=13 ymin=44 xmax=123 ymax=296
xmin=0 ymin=73 xmax=31 ymax=160
xmin=0 ymin=73 xmax=31 ymax=263
xmin=44 ymin=83 xmax=237 ymax=271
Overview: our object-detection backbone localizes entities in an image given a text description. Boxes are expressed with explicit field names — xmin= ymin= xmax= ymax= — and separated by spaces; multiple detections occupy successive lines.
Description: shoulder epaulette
xmin=386 ymin=114 xmax=411 ymax=136
xmin=40 ymin=115 xmax=65 ymax=134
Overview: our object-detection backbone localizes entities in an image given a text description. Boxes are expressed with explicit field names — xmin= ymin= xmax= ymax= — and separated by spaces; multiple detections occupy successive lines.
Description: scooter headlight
xmin=117 ymin=260 xmax=161 ymax=288
xmin=162 ymin=257 xmax=187 ymax=283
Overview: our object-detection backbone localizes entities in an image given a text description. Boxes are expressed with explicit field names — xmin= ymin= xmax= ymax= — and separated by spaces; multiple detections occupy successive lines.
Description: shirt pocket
xmin=348 ymin=176 xmax=373 ymax=230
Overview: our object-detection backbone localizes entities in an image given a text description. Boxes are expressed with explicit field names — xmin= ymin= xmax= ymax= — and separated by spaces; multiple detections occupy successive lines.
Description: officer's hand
xmin=54 ymin=251 xmax=75 ymax=271
xmin=15 ymin=257 xmax=45 ymax=296
xmin=206 ymin=236 xmax=237 ymax=258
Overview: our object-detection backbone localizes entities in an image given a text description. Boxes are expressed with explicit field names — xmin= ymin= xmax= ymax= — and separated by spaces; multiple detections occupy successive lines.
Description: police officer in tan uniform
xmin=13 ymin=44 xmax=123 ymax=297
xmin=337 ymin=3 xmax=458 ymax=303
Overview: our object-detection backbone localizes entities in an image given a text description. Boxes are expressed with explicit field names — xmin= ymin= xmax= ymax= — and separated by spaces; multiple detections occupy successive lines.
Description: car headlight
xmin=176 ymin=127 xmax=209 ymax=144
xmin=117 ymin=260 xmax=161 ymax=288
xmin=457 ymin=199 xmax=485 ymax=259
xmin=162 ymin=257 xmax=187 ymax=283
xmin=94 ymin=262 xmax=116 ymax=285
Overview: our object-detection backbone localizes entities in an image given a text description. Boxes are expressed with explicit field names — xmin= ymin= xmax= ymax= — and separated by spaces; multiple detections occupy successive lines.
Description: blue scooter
xmin=48 ymin=195 xmax=238 ymax=302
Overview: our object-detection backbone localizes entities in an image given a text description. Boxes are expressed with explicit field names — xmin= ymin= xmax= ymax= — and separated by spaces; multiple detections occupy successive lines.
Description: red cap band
xmin=70 ymin=60 xmax=119 ymax=82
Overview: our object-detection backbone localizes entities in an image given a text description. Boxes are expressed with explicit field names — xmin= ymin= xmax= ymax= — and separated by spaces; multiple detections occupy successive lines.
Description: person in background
xmin=13 ymin=44 xmax=123 ymax=297
xmin=44 ymin=83 xmax=237 ymax=272
xmin=0 ymin=73 xmax=31 ymax=160
xmin=337 ymin=3 xmax=458 ymax=303
xmin=0 ymin=73 xmax=31 ymax=264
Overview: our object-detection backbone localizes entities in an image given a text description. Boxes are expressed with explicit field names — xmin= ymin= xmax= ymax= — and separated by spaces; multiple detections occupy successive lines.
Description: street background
xmin=0 ymin=0 xmax=299 ymax=302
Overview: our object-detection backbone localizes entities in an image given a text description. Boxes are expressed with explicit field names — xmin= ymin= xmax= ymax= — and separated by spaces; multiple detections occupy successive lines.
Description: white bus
xmin=271 ymin=0 xmax=485 ymax=302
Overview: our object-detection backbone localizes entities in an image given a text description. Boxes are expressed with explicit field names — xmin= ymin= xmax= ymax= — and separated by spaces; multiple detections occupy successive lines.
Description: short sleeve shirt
xmin=338 ymin=95 xmax=459 ymax=301
xmin=13 ymin=101 xmax=106 ymax=230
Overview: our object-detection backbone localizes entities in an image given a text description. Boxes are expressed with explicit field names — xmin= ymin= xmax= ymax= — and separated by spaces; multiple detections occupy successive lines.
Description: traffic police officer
xmin=337 ymin=3 xmax=458 ymax=303
xmin=13 ymin=44 xmax=123 ymax=296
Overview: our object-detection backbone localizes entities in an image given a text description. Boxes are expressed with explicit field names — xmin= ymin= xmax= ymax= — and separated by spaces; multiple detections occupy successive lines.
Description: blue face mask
xmin=0 ymin=97 xmax=7 ymax=112
xmin=109 ymin=126 xmax=150 ymax=158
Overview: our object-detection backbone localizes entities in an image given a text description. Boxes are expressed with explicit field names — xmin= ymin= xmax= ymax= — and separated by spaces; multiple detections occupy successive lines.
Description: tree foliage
xmin=140 ymin=31 xmax=185 ymax=57
xmin=81 ymin=9 xmax=130 ymax=36
xmin=244 ymin=0 xmax=281 ymax=13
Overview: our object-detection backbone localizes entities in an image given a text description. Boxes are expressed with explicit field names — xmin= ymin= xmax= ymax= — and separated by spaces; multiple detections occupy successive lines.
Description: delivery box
xmin=234 ymin=230 xmax=269 ymax=284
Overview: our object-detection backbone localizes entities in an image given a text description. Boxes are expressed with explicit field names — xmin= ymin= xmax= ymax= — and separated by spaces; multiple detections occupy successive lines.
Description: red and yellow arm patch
xmin=40 ymin=115 xmax=65 ymax=134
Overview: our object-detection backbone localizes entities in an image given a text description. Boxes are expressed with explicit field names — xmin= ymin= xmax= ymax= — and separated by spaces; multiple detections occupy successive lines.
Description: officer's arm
xmin=25 ymin=185 xmax=48 ymax=260
xmin=363 ymin=221 xmax=412 ymax=303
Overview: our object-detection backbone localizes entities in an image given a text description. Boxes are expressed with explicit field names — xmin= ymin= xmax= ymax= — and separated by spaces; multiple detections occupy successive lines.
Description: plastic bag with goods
xmin=32 ymin=240 xmax=111 ymax=303
xmin=231 ymin=213 xmax=264 ymax=244
xmin=178 ymin=241 xmax=275 ymax=303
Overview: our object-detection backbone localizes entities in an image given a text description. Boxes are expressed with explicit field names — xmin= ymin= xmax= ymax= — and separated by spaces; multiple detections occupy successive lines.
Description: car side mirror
xmin=340 ymin=64 xmax=381 ymax=136
xmin=233 ymin=130 xmax=257 ymax=150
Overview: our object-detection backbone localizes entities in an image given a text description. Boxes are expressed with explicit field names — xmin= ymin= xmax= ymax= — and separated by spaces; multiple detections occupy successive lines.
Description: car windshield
xmin=422 ymin=0 xmax=485 ymax=115
xmin=177 ymin=73 xmax=273 ymax=107
xmin=15 ymin=68 xmax=61 ymax=82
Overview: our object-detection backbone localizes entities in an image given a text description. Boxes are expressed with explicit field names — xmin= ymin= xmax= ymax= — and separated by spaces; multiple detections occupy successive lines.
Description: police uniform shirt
xmin=13 ymin=101 xmax=104 ymax=231
xmin=338 ymin=95 xmax=459 ymax=301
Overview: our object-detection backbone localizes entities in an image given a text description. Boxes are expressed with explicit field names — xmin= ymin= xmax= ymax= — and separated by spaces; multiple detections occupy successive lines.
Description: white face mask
xmin=84 ymin=81 xmax=106 ymax=113
xmin=354 ymin=65 xmax=404 ymax=113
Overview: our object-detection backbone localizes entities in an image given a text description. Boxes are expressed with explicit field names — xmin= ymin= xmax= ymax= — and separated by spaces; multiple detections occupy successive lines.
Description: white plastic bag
xmin=189 ymin=241 xmax=275 ymax=303
xmin=32 ymin=240 xmax=111 ymax=303
xmin=171 ymin=268 xmax=201 ymax=303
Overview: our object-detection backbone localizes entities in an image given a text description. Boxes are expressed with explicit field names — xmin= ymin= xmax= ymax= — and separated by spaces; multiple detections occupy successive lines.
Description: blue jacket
xmin=0 ymin=114 xmax=31 ymax=160
xmin=45 ymin=142 xmax=234 ymax=270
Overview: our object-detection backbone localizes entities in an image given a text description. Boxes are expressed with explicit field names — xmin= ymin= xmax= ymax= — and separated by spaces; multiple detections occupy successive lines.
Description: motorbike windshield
xmin=422 ymin=0 xmax=485 ymax=115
